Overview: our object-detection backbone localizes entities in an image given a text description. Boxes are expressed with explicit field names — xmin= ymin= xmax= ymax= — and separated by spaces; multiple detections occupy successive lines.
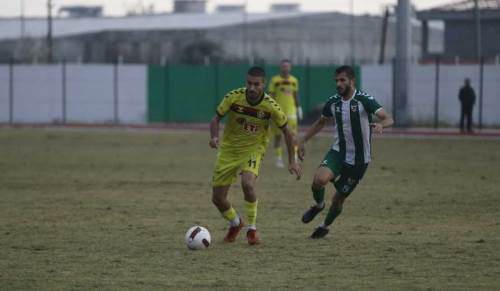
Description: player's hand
xmin=370 ymin=123 xmax=383 ymax=134
xmin=297 ymin=106 xmax=303 ymax=120
xmin=209 ymin=137 xmax=219 ymax=149
xmin=288 ymin=161 xmax=302 ymax=180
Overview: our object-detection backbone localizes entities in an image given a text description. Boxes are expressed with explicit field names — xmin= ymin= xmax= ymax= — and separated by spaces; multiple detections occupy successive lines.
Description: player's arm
xmin=281 ymin=125 xmax=302 ymax=180
xmin=209 ymin=114 xmax=222 ymax=148
xmin=294 ymin=91 xmax=303 ymax=120
xmin=297 ymin=115 xmax=331 ymax=160
xmin=370 ymin=108 xmax=394 ymax=134
xmin=211 ymin=90 xmax=234 ymax=148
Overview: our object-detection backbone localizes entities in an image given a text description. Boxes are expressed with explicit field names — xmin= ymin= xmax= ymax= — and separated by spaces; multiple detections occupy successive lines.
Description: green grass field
xmin=1 ymin=128 xmax=499 ymax=290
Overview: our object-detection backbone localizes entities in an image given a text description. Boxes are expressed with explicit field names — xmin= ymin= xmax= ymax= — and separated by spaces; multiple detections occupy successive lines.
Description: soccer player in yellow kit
xmin=269 ymin=60 xmax=302 ymax=168
xmin=209 ymin=66 xmax=302 ymax=245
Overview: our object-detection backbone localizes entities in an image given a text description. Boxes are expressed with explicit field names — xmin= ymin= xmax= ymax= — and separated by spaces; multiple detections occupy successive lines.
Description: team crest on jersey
xmin=335 ymin=106 xmax=341 ymax=113
xmin=351 ymin=104 xmax=358 ymax=112
xmin=236 ymin=106 xmax=245 ymax=113
xmin=347 ymin=178 xmax=356 ymax=185
xmin=256 ymin=110 xmax=266 ymax=119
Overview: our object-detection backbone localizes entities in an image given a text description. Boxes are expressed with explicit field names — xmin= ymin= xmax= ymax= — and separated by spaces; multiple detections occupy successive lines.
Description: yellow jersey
xmin=216 ymin=88 xmax=288 ymax=153
xmin=268 ymin=74 xmax=299 ymax=117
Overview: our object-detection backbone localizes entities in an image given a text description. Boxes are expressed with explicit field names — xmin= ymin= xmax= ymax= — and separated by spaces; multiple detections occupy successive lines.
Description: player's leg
xmin=241 ymin=171 xmax=258 ymax=223
xmin=310 ymin=191 xmax=346 ymax=239
xmin=310 ymin=163 xmax=369 ymax=239
xmin=302 ymin=149 xmax=340 ymax=224
xmin=212 ymin=153 xmax=244 ymax=242
xmin=212 ymin=185 xmax=237 ymax=222
xmin=212 ymin=185 xmax=244 ymax=242
xmin=273 ymin=124 xmax=284 ymax=168
xmin=287 ymin=118 xmax=299 ymax=162
xmin=301 ymin=167 xmax=334 ymax=223
xmin=241 ymin=153 xmax=263 ymax=245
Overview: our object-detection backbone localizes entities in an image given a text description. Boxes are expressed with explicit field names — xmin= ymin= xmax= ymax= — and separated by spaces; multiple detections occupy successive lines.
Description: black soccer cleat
xmin=310 ymin=226 xmax=329 ymax=239
xmin=301 ymin=205 xmax=325 ymax=223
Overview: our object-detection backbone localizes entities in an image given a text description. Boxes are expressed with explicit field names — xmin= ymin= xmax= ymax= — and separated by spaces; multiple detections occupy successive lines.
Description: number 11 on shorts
xmin=248 ymin=158 xmax=257 ymax=168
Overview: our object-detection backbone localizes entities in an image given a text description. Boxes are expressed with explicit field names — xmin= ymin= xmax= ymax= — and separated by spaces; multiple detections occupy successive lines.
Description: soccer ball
xmin=185 ymin=225 xmax=211 ymax=250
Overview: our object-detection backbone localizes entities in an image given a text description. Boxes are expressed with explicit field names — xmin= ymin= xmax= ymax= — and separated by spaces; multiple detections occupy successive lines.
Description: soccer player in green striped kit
xmin=298 ymin=65 xmax=394 ymax=239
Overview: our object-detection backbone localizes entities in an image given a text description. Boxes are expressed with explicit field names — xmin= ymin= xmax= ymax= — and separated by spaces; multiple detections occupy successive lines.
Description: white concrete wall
xmin=117 ymin=65 xmax=148 ymax=124
xmin=482 ymin=66 xmax=500 ymax=126
xmin=1 ymin=64 xmax=498 ymax=126
xmin=0 ymin=66 xmax=9 ymax=122
xmin=66 ymin=65 xmax=114 ymax=123
xmin=14 ymin=65 xmax=63 ymax=123
xmin=0 ymin=64 xmax=147 ymax=124
xmin=359 ymin=65 xmax=393 ymax=114
xmin=362 ymin=64 xmax=500 ymax=126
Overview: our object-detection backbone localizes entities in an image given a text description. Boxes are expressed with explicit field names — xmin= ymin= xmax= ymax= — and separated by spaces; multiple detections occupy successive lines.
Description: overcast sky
xmin=0 ymin=0 xmax=451 ymax=17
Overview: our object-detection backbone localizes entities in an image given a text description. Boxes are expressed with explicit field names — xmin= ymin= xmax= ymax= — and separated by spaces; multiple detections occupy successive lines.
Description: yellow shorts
xmin=212 ymin=150 xmax=264 ymax=187
xmin=272 ymin=115 xmax=297 ymax=136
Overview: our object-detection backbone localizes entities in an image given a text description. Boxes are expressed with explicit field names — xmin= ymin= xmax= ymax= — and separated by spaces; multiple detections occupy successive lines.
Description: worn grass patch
xmin=1 ymin=128 xmax=499 ymax=290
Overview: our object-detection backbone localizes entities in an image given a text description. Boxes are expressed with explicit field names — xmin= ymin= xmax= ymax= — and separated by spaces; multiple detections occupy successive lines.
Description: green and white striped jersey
xmin=322 ymin=90 xmax=382 ymax=165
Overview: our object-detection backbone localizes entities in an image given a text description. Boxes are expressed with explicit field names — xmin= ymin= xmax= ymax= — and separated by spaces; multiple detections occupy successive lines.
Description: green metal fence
xmin=148 ymin=64 xmax=361 ymax=123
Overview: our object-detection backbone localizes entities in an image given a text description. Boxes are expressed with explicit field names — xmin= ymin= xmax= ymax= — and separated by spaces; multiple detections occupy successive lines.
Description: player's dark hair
xmin=247 ymin=66 xmax=266 ymax=78
xmin=335 ymin=65 xmax=356 ymax=80
xmin=281 ymin=59 xmax=291 ymax=64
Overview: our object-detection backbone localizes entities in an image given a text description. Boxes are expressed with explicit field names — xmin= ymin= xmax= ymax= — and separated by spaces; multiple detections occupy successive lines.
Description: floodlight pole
xmin=349 ymin=0 xmax=355 ymax=64
xmin=474 ymin=0 xmax=483 ymax=129
xmin=394 ymin=0 xmax=411 ymax=127
xmin=243 ymin=0 xmax=248 ymax=61
xmin=47 ymin=0 xmax=54 ymax=63
xmin=474 ymin=0 xmax=482 ymax=61
xmin=20 ymin=0 xmax=26 ymax=38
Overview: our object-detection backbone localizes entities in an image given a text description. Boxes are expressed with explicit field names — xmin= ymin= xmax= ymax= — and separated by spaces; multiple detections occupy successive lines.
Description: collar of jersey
xmin=340 ymin=89 xmax=357 ymax=103
xmin=246 ymin=92 xmax=265 ymax=106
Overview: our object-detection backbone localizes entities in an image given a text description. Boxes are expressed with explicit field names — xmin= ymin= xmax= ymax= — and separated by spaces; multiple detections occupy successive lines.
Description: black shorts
xmin=320 ymin=149 xmax=369 ymax=196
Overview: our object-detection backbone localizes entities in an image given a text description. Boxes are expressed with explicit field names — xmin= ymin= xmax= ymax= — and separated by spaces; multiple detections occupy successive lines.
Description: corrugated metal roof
xmin=0 ymin=12 xmax=314 ymax=41
xmin=427 ymin=0 xmax=500 ymax=11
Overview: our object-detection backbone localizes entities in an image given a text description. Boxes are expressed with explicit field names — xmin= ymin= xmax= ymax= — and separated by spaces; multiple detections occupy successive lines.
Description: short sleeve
xmin=293 ymin=78 xmax=299 ymax=92
xmin=216 ymin=93 xmax=234 ymax=117
xmin=321 ymin=99 xmax=334 ymax=117
xmin=271 ymin=102 xmax=288 ymax=128
xmin=362 ymin=96 xmax=382 ymax=114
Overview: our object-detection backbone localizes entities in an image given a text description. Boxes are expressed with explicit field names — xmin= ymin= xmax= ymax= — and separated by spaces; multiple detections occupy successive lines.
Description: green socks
xmin=312 ymin=186 xmax=325 ymax=205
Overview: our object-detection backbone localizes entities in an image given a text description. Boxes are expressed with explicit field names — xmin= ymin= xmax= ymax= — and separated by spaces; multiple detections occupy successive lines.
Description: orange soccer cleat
xmin=223 ymin=220 xmax=244 ymax=243
xmin=246 ymin=229 xmax=261 ymax=245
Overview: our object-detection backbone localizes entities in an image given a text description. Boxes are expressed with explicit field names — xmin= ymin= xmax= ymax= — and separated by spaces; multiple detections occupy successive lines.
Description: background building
xmin=0 ymin=8 xmax=442 ymax=64
xmin=418 ymin=0 xmax=500 ymax=62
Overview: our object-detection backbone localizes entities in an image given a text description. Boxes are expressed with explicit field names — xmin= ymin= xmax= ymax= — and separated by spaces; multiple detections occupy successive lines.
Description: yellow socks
xmin=221 ymin=202 xmax=258 ymax=228
xmin=245 ymin=200 xmax=258 ymax=229
xmin=222 ymin=207 xmax=240 ymax=227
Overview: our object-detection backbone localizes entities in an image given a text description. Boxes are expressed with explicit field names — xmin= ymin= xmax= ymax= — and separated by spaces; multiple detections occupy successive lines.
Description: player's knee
xmin=313 ymin=175 xmax=330 ymax=187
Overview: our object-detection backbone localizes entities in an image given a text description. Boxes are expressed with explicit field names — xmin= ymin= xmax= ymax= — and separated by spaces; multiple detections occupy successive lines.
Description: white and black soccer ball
xmin=185 ymin=225 xmax=211 ymax=250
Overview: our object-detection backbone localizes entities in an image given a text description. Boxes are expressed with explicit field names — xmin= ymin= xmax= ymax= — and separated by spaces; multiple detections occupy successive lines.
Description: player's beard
xmin=247 ymin=90 xmax=262 ymax=102
xmin=337 ymin=84 xmax=350 ymax=96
